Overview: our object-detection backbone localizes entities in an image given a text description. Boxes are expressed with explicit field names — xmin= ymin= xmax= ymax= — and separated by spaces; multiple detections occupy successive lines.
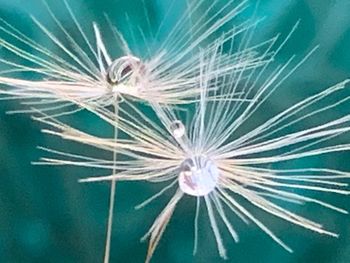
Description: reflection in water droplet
xmin=170 ymin=120 xmax=185 ymax=138
xmin=106 ymin=55 xmax=141 ymax=85
xmin=178 ymin=155 xmax=219 ymax=196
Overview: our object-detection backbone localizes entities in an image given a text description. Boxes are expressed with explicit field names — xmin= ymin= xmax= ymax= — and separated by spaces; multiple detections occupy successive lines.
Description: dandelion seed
xmin=2 ymin=0 xmax=350 ymax=262
xmin=37 ymin=37 xmax=350 ymax=261
xmin=0 ymin=0 xmax=267 ymax=115
xmin=0 ymin=1 xmax=270 ymax=262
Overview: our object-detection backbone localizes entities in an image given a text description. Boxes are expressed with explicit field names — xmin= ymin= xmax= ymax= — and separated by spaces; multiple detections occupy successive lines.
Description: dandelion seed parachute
xmin=0 ymin=1 xmax=272 ymax=262
xmin=0 ymin=0 xmax=269 ymax=116
xmin=36 ymin=31 xmax=350 ymax=261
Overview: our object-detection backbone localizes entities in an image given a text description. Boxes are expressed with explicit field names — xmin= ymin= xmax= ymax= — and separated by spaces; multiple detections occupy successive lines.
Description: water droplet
xmin=106 ymin=56 xmax=141 ymax=85
xmin=178 ymin=156 xmax=219 ymax=196
xmin=170 ymin=120 xmax=185 ymax=138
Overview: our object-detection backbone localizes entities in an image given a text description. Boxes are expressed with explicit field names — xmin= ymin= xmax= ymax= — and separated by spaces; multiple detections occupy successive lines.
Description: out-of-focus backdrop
xmin=0 ymin=0 xmax=350 ymax=262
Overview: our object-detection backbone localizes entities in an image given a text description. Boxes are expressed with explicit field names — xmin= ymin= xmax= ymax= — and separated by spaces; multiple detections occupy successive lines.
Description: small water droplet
xmin=170 ymin=120 xmax=185 ymax=138
xmin=178 ymin=156 xmax=219 ymax=196
xmin=106 ymin=56 xmax=141 ymax=85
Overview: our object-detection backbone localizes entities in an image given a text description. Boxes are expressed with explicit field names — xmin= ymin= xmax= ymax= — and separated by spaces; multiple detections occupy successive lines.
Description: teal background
xmin=0 ymin=0 xmax=350 ymax=262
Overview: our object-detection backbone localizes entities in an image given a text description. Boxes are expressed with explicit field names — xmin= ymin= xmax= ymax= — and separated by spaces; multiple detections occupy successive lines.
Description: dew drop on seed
xmin=178 ymin=156 xmax=219 ymax=196
xmin=106 ymin=56 xmax=141 ymax=85
xmin=170 ymin=120 xmax=185 ymax=138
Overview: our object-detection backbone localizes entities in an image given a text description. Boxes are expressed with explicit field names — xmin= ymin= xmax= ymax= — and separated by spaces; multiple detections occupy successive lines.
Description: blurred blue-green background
xmin=0 ymin=0 xmax=350 ymax=262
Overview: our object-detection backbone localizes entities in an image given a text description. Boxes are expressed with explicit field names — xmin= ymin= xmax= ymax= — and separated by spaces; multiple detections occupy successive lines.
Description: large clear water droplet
xmin=106 ymin=55 xmax=141 ymax=85
xmin=178 ymin=156 xmax=219 ymax=196
xmin=170 ymin=120 xmax=185 ymax=138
